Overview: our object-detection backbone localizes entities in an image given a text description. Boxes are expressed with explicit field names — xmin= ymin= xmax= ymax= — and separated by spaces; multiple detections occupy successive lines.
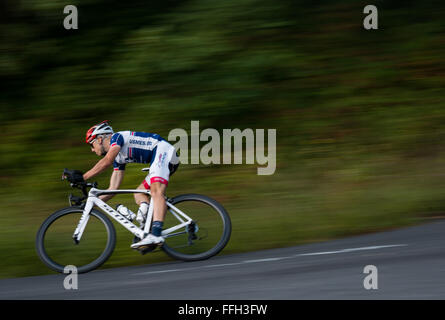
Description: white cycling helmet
xmin=85 ymin=120 xmax=114 ymax=144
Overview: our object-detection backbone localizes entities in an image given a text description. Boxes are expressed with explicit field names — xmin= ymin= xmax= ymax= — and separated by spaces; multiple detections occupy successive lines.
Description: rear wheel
xmin=35 ymin=207 xmax=116 ymax=273
xmin=161 ymin=194 xmax=231 ymax=261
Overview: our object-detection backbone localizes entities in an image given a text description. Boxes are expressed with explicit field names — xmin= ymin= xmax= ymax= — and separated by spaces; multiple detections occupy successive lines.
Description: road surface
xmin=1 ymin=219 xmax=445 ymax=299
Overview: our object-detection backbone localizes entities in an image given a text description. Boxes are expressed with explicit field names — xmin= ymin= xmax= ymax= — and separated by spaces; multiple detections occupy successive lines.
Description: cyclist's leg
xmin=134 ymin=182 xmax=150 ymax=205
xmin=132 ymin=142 xmax=175 ymax=247
xmin=147 ymin=142 xmax=176 ymax=234
xmin=133 ymin=182 xmax=150 ymax=226
xmin=150 ymin=181 xmax=167 ymax=223
xmin=131 ymin=180 xmax=168 ymax=247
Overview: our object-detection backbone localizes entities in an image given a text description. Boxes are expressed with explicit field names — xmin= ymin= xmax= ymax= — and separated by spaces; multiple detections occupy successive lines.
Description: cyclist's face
xmin=90 ymin=138 xmax=106 ymax=156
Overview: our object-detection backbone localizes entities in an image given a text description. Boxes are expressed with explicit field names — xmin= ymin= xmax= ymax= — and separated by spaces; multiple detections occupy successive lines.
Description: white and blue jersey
xmin=110 ymin=131 xmax=179 ymax=187
xmin=110 ymin=131 xmax=166 ymax=170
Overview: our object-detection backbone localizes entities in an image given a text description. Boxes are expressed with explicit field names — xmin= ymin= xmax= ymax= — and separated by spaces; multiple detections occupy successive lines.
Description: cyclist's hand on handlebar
xmin=62 ymin=169 xmax=85 ymax=184
xmin=71 ymin=170 xmax=85 ymax=184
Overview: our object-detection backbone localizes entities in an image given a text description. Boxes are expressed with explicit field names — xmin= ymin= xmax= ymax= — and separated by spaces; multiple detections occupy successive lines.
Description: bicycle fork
xmin=72 ymin=200 xmax=94 ymax=244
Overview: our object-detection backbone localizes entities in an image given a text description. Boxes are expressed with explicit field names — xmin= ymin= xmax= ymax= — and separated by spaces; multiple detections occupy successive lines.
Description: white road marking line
xmin=133 ymin=244 xmax=407 ymax=276
xmin=295 ymin=244 xmax=407 ymax=257
xmin=243 ymin=257 xmax=287 ymax=263
xmin=137 ymin=269 xmax=181 ymax=274
xmin=204 ymin=263 xmax=245 ymax=268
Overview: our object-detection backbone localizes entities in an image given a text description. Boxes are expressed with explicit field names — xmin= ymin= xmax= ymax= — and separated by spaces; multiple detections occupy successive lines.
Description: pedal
xmin=137 ymin=244 xmax=161 ymax=255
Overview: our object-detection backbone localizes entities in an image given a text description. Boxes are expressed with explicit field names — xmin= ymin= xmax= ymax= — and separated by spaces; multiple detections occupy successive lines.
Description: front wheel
xmin=36 ymin=207 xmax=116 ymax=273
xmin=161 ymin=194 xmax=231 ymax=261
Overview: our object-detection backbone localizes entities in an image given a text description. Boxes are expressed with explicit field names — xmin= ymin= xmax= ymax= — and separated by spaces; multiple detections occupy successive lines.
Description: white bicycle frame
xmin=72 ymin=188 xmax=194 ymax=243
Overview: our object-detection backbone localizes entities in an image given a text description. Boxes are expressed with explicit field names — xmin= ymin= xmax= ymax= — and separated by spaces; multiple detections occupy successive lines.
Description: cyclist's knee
xmin=150 ymin=182 xmax=166 ymax=198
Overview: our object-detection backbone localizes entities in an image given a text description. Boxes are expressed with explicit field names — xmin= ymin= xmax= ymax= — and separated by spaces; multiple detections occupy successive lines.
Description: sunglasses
xmin=89 ymin=139 xmax=97 ymax=147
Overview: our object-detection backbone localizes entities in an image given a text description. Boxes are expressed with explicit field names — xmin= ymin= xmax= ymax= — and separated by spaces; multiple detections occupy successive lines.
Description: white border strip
xmin=133 ymin=244 xmax=407 ymax=276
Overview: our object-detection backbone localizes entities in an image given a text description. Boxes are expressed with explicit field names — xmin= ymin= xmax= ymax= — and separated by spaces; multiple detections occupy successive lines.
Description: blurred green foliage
xmin=1 ymin=0 xmax=445 ymax=278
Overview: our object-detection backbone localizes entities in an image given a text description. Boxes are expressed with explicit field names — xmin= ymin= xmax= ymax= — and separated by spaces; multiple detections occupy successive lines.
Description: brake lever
xmin=62 ymin=168 xmax=70 ymax=181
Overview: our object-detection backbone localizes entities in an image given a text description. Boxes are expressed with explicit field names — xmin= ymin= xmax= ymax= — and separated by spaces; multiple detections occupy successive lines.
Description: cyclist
xmin=81 ymin=120 xmax=179 ymax=249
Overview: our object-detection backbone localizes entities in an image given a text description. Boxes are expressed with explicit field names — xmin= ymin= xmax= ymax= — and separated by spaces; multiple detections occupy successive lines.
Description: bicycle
xmin=35 ymin=169 xmax=232 ymax=273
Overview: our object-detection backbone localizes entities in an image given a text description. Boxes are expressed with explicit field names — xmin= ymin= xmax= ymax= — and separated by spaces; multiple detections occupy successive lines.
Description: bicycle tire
xmin=161 ymin=194 xmax=231 ymax=261
xmin=35 ymin=207 xmax=116 ymax=274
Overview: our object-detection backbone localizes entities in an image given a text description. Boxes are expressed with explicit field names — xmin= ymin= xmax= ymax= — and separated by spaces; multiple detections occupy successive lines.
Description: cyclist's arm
xmin=99 ymin=169 xmax=124 ymax=202
xmin=83 ymin=146 xmax=121 ymax=181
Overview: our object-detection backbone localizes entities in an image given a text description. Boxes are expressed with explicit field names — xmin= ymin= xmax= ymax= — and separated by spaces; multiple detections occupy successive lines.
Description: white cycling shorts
xmin=142 ymin=141 xmax=179 ymax=189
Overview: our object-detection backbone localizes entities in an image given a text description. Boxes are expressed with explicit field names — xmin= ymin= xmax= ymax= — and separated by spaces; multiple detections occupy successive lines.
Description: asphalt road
xmin=1 ymin=219 xmax=445 ymax=299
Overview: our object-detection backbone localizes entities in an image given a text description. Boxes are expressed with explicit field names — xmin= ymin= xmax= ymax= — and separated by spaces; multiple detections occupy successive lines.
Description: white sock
xmin=136 ymin=202 xmax=149 ymax=224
